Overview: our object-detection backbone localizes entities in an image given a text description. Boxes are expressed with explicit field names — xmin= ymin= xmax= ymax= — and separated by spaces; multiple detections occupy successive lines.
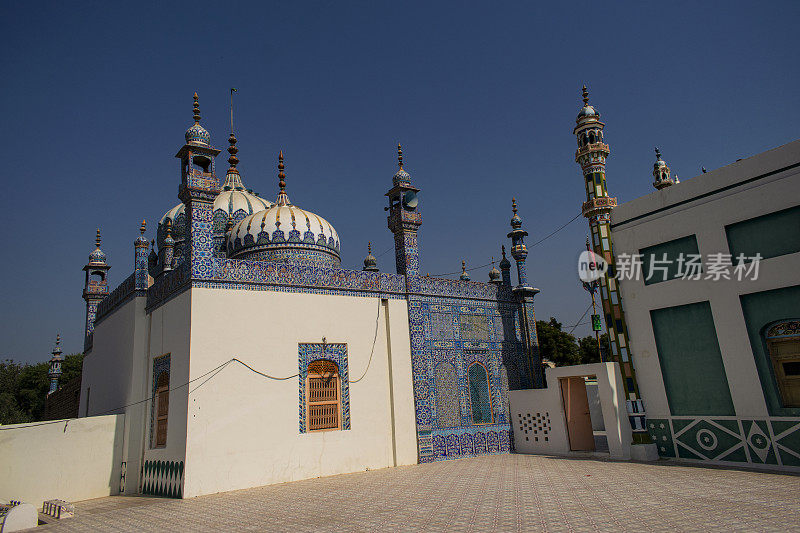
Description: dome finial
xmin=363 ymin=241 xmax=378 ymax=272
xmin=140 ymin=220 xmax=147 ymax=236
xmin=502 ymin=245 xmax=507 ymax=259
xmin=368 ymin=242 xmax=372 ymax=254
xmin=165 ymin=218 xmax=173 ymax=239
xmin=228 ymin=133 xmax=239 ymax=169
xmin=276 ymin=150 xmax=291 ymax=206
xmin=192 ymin=92 xmax=201 ymax=124
xmin=655 ymin=147 xmax=662 ymax=160
xmin=95 ymin=228 xmax=102 ymax=248
xmin=397 ymin=143 xmax=403 ymax=169
xmin=582 ymin=84 xmax=589 ymax=106
xmin=512 ymin=197 xmax=518 ymax=215
xmin=460 ymin=260 xmax=470 ymax=281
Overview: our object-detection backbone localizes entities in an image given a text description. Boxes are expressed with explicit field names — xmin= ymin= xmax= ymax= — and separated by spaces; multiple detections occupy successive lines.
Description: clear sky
xmin=1 ymin=1 xmax=798 ymax=364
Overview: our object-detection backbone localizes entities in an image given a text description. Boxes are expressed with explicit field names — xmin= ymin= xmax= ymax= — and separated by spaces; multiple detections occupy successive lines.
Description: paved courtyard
xmin=36 ymin=454 xmax=800 ymax=532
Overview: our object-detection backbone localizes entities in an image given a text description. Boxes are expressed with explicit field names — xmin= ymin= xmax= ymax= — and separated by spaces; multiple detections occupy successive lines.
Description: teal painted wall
xmin=651 ymin=301 xmax=735 ymax=416
xmin=640 ymin=234 xmax=700 ymax=285
xmin=726 ymin=205 xmax=800 ymax=260
xmin=740 ymin=284 xmax=800 ymax=417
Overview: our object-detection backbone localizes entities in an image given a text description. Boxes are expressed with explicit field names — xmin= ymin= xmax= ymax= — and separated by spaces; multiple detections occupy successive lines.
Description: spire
xmin=228 ymin=133 xmax=239 ymax=169
xmin=52 ymin=334 xmax=62 ymax=358
xmin=95 ymin=228 xmax=101 ymax=248
xmin=460 ymin=260 xmax=470 ymax=281
xmin=276 ymin=150 xmax=290 ymax=206
xmin=582 ymin=84 xmax=589 ymax=106
xmin=135 ymin=220 xmax=148 ymax=246
xmin=192 ymin=92 xmax=201 ymax=124
xmin=655 ymin=147 xmax=661 ymax=160
xmin=510 ymin=197 xmax=522 ymax=229
xmin=397 ymin=143 xmax=403 ymax=169
xmin=48 ymin=334 xmax=63 ymax=395
xmin=89 ymin=228 xmax=107 ymax=264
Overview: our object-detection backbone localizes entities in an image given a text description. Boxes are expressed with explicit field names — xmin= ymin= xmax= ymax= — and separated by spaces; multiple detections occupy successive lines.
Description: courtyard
xmin=35 ymin=454 xmax=800 ymax=532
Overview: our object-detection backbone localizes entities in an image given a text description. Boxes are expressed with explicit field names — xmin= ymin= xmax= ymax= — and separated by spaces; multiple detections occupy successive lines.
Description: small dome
xmin=227 ymin=204 xmax=340 ymax=267
xmin=489 ymin=261 xmax=501 ymax=282
xmin=363 ymin=243 xmax=378 ymax=272
xmin=500 ymin=245 xmax=511 ymax=269
xmin=577 ymin=105 xmax=598 ymax=119
xmin=392 ymin=144 xmax=412 ymax=186
xmin=185 ymin=123 xmax=210 ymax=146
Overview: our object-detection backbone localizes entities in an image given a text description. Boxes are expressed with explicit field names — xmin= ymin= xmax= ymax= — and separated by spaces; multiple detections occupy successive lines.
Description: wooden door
xmin=560 ymin=377 xmax=595 ymax=451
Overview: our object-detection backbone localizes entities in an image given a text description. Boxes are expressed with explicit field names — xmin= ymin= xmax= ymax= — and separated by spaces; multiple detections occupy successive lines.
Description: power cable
xmin=567 ymin=303 xmax=593 ymax=335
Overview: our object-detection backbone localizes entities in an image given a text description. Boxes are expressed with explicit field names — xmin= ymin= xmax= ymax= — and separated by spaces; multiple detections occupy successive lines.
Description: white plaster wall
xmin=510 ymin=363 xmax=631 ymax=459
xmin=141 ymin=291 xmax=192 ymax=468
xmin=0 ymin=415 xmax=124 ymax=507
xmin=611 ymin=141 xmax=800 ymax=419
xmin=182 ymin=288 xmax=417 ymax=498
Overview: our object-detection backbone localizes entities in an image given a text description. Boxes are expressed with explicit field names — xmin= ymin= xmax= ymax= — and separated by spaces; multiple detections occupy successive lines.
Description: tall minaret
xmin=48 ymin=334 xmax=63 ymax=395
xmin=134 ymin=220 xmax=150 ymax=291
xmin=573 ymin=85 xmax=651 ymax=444
xmin=386 ymin=144 xmax=422 ymax=283
xmin=82 ymin=229 xmax=110 ymax=353
xmin=176 ymin=93 xmax=221 ymax=277
xmin=506 ymin=199 xmax=542 ymax=388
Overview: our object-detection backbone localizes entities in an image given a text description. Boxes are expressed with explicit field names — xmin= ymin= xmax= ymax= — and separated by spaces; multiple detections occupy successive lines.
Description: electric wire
xmin=567 ymin=303 xmax=594 ymax=335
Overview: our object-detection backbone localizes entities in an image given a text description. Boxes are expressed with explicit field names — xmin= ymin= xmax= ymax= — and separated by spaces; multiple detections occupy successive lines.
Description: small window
xmin=155 ymin=372 xmax=169 ymax=447
xmin=307 ymin=360 xmax=341 ymax=431
xmin=766 ymin=321 xmax=800 ymax=408
xmin=468 ymin=362 xmax=493 ymax=425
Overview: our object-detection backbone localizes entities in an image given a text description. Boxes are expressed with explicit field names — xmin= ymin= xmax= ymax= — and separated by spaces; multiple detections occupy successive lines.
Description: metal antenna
xmin=230 ymin=87 xmax=238 ymax=133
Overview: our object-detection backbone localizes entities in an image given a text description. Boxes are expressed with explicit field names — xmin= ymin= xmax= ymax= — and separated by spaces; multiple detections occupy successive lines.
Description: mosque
xmin=75 ymin=93 xmax=543 ymax=498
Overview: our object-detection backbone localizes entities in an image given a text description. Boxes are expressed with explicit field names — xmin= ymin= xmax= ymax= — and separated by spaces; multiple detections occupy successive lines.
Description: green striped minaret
xmin=573 ymin=86 xmax=651 ymax=445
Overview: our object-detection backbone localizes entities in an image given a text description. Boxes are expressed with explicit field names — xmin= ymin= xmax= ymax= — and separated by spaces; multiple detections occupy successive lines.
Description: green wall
xmin=740 ymin=284 xmax=800 ymax=416
xmin=651 ymin=301 xmax=735 ymax=416
xmin=726 ymin=205 xmax=800 ymax=260
xmin=640 ymin=234 xmax=700 ymax=285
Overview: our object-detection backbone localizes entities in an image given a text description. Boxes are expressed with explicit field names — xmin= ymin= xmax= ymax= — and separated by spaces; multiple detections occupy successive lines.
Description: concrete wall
xmin=610 ymin=139 xmax=800 ymax=469
xmin=510 ymin=363 xmax=631 ymax=460
xmin=0 ymin=415 xmax=124 ymax=507
xmin=182 ymin=288 xmax=417 ymax=498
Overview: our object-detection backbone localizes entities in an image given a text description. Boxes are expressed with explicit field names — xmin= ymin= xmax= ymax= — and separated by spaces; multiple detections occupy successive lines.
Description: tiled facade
xmin=298 ymin=343 xmax=351 ymax=433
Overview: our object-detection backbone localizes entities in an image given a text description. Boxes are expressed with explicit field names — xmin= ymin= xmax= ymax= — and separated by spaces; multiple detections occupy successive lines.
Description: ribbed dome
xmin=227 ymin=204 xmax=341 ymax=267
xmin=226 ymin=151 xmax=341 ymax=268
xmin=158 ymin=171 xmax=272 ymax=249
xmin=185 ymin=123 xmax=210 ymax=146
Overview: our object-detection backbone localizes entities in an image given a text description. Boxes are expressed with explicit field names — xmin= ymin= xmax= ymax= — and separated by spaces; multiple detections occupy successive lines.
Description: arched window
xmin=468 ymin=362 xmax=493 ymax=425
xmin=589 ymin=132 xmax=596 ymax=144
xmin=766 ymin=320 xmax=800 ymax=407
xmin=155 ymin=372 xmax=169 ymax=447
xmin=307 ymin=360 xmax=341 ymax=431
xmin=434 ymin=363 xmax=460 ymax=428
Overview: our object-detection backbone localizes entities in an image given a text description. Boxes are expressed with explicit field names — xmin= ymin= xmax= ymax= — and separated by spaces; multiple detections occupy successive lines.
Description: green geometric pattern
xmin=652 ymin=417 xmax=800 ymax=469
xmin=142 ymin=460 xmax=184 ymax=498
xmin=647 ymin=419 xmax=675 ymax=457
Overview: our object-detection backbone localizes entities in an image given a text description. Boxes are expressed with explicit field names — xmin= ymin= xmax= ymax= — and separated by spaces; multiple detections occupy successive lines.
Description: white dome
xmin=227 ymin=204 xmax=341 ymax=267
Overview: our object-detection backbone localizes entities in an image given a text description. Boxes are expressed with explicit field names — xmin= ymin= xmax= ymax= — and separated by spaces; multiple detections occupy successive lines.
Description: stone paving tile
xmin=34 ymin=454 xmax=800 ymax=532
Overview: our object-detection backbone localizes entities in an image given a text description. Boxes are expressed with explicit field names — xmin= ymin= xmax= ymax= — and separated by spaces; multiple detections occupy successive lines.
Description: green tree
xmin=577 ymin=333 xmax=610 ymax=364
xmin=536 ymin=318 xmax=581 ymax=366
xmin=0 ymin=353 xmax=83 ymax=424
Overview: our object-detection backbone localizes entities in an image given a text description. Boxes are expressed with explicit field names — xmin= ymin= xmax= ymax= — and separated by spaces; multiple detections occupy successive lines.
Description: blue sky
xmin=1 ymin=1 xmax=798 ymax=363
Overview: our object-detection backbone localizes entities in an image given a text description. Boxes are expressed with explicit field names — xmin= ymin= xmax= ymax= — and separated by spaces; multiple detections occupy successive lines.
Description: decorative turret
xmin=134 ymin=220 xmax=149 ymax=291
xmin=652 ymin=148 xmax=674 ymax=190
xmin=386 ymin=144 xmax=422 ymax=281
xmin=47 ymin=334 xmax=63 ymax=395
xmin=82 ymin=229 xmax=110 ymax=353
xmin=499 ymin=245 xmax=512 ymax=287
xmin=161 ymin=219 xmax=175 ymax=274
xmin=573 ymin=85 xmax=652 ymax=446
xmin=148 ymin=239 xmax=157 ymax=278
xmin=459 ymin=260 xmax=470 ymax=281
xmin=363 ymin=242 xmax=379 ymax=272
xmin=488 ymin=257 xmax=501 ymax=284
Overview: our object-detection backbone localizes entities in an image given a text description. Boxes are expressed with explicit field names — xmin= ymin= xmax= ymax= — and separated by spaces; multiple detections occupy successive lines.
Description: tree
xmin=577 ymin=333 xmax=610 ymax=364
xmin=0 ymin=353 xmax=83 ymax=425
xmin=536 ymin=318 xmax=581 ymax=366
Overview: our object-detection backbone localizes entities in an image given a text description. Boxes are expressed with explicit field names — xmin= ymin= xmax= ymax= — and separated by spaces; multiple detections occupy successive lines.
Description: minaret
xmin=386 ymin=144 xmax=422 ymax=283
xmin=161 ymin=220 xmax=175 ymax=274
xmin=176 ymin=93 xmax=221 ymax=277
xmin=652 ymin=148 xmax=675 ymax=190
xmin=134 ymin=220 xmax=149 ymax=291
xmin=48 ymin=334 xmax=63 ymax=395
xmin=573 ymin=85 xmax=651 ymax=444
xmin=82 ymin=229 xmax=110 ymax=353
xmin=506 ymin=199 xmax=541 ymax=387
xmin=362 ymin=242 xmax=379 ymax=272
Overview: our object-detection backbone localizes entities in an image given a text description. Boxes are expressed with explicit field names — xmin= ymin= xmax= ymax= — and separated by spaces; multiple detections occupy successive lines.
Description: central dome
xmin=226 ymin=152 xmax=341 ymax=267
